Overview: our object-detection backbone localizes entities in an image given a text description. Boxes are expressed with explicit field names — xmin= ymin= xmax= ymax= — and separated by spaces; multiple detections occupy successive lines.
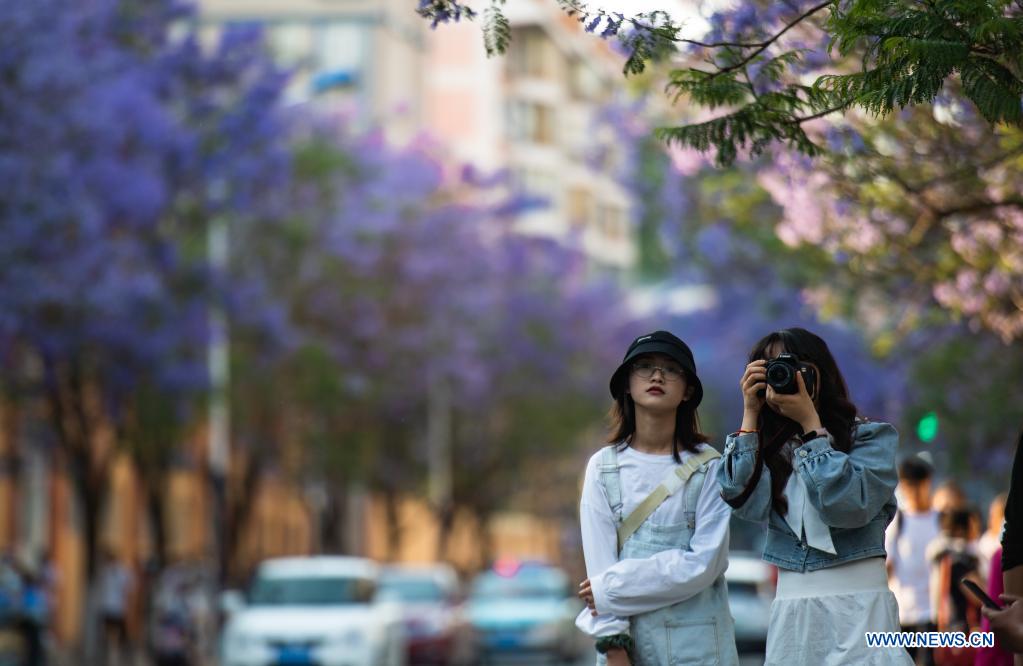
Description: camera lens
xmin=766 ymin=363 xmax=793 ymax=388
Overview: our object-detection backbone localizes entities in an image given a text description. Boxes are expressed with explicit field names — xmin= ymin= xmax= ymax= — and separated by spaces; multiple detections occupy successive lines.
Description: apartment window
xmin=506 ymin=101 xmax=555 ymax=144
xmin=513 ymin=167 xmax=557 ymax=204
xmin=567 ymin=187 xmax=590 ymax=228
xmin=508 ymin=27 xmax=547 ymax=78
xmin=270 ymin=22 xmax=315 ymax=68
xmin=569 ymin=59 xmax=601 ymax=100
xmin=597 ymin=205 xmax=626 ymax=240
xmin=313 ymin=22 xmax=364 ymax=94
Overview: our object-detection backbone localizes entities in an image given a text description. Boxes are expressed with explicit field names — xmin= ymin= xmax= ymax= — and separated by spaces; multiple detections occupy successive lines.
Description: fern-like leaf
xmin=482 ymin=1 xmax=511 ymax=56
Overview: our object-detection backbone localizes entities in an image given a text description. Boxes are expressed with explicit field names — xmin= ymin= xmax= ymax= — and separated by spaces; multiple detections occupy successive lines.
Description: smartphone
xmin=962 ymin=578 xmax=1003 ymax=610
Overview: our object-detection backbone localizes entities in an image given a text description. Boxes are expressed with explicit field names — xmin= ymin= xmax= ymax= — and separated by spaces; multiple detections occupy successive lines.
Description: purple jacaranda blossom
xmin=250 ymin=119 xmax=631 ymax=442
xmin=0 ymin=0 xmax=293 ymax=580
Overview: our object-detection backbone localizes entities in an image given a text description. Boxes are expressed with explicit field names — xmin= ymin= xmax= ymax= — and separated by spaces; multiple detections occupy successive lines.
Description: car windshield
xmin=377 ymin=576 xmax=446 ymax=602
xmin=471 ymin=568 xmax=566 ymax=600
xmin=248 ymin=576 xmax=375 ymax=606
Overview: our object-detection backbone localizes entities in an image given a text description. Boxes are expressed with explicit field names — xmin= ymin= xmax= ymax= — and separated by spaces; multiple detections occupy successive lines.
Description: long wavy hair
xmin=606 ymin=357 xmax=709 ymax=463
xmin=723 ymin=328 xmax=859 ymax=515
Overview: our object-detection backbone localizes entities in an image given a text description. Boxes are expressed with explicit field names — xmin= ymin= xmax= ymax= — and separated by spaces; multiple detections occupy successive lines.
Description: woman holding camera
xmin=717 ymin=327 xmax=912 ymax=665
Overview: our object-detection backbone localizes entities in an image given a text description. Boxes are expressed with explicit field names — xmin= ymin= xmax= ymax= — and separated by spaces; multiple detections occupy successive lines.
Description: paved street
xmin=488 ymin=651 xmax=765 ymax=665
xmin=568 ymin=654 xmax=765 ymax=666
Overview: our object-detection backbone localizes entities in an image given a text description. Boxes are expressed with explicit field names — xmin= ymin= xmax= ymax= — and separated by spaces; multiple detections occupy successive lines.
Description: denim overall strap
xmin=598 ymin=445 xmax=623 ymax=526
xmin=617 ymin=447 xmax=720 ymax=550
xmin=682 ymin=455 xmax=716 ymax=529
xmin=618 ymin=451 xmax=738 ymax=666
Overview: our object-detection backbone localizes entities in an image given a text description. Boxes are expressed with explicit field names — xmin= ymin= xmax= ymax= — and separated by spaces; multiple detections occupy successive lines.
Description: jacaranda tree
xmin=0 ymin=0 xmax=290 ymax=607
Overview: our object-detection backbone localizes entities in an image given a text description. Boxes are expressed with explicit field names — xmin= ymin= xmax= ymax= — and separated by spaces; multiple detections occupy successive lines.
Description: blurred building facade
xmin=425 ymin=0 xmax=638 ymax=270
xmin=198 ymin=0 xmax=638 ymax=271
xmin=198 ymin=0 xmax=429 ymax=143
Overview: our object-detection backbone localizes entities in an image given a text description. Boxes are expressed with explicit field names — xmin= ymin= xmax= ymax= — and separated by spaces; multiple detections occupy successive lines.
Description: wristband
xmin=595 ymin=633 xmax=634 ymax=655
xmin=799 ymin=427 xmax=825 ymax=443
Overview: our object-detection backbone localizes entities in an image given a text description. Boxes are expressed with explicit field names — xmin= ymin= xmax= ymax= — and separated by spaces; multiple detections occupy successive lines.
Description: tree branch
xmin=935 ymin=198 xmax=1023 ymax=218
xmin=893 ymin=147 xmax=1023 ymax=193
xmin=704 ymin=0 xmax=836 ymax=82
xmin=790 ymin=102 xmax=852 ymax=123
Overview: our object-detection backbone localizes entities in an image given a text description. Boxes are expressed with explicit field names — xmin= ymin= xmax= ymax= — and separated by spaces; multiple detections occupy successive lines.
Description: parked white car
xmin=221 ymin=556 xmax=405 ymax=666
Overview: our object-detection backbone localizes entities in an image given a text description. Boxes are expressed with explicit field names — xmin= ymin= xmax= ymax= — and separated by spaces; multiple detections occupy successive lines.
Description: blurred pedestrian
xmin=0 ymin=552 xmax=25 ymax=664
xmin=718 ymin=328 xmax=911 ymax=665
xmin=887 ymin=456 xmax=941 ymax=666
xmin=927 ymin=508 xmax=982 ymax=666
xmin=150 ymin=570 xmax=195 ymax=666
xmin=935 ymin=480 xmax=968 ymax=514
xmin=980 ymin=495 xmax=1008 ymax=583
xmin=576 ymin=331 xmax=739 ymax=665
xmin=16 ymin=553 xmax=50 ymax=666
xmin=982 ymin=428 xmax=1023 ymax=664
xmin=98 ymin=549 xmax=133 ymax=666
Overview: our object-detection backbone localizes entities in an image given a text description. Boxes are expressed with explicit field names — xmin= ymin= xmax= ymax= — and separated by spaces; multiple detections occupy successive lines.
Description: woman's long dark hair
xmin=606 ymin=364 xmax=709 ymax=463
xmin=724 ymin=328 xmax=858 ymax=515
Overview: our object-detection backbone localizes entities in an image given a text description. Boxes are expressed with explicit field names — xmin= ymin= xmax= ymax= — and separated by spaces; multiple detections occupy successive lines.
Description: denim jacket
xmin=716 ymin=420 xmax=899 ymax=572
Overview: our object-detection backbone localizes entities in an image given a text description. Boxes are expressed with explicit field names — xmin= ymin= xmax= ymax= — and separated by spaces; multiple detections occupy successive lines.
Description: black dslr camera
xmin=765 ymin=353 xmax=818 ymax=399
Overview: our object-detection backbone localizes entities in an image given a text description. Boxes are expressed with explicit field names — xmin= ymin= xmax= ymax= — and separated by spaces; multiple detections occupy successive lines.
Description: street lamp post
xmin=207 ymin=213 xmax=230 ymax=584
xmin=427 ymin=372 xmax=452 ymax=559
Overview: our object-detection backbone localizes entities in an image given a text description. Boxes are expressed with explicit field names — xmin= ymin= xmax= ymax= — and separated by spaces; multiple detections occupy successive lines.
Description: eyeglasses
xmin=631 ymin=362 xmax=686 ymax=382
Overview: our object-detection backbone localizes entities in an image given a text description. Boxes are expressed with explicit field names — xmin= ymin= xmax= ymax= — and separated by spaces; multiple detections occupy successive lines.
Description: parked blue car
xmin=466 ymin=560 xmax=586 ymax=663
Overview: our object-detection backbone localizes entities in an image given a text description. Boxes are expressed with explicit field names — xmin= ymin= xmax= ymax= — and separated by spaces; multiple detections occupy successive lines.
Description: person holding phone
xmin=983 ymin=595 xmax=1023 ymax=655
xmin=981 ymin=430 xmax=1023 ymax=661
xmin=717 ymin=327 xmax=912 ymax=665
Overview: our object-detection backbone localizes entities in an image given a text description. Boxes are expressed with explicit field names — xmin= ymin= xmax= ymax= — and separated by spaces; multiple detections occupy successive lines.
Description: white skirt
xmin=764 ymin=557 xmax=913 ymax=666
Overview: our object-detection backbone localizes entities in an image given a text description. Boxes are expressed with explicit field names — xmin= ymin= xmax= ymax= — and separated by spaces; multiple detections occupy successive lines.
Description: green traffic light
xmin=917 ymin=411 xmax=939 ymax=442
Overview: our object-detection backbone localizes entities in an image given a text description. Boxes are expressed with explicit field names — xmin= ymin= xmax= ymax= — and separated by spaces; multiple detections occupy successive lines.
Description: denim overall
xmin=596 ymin=446 xmax=739 ymax=666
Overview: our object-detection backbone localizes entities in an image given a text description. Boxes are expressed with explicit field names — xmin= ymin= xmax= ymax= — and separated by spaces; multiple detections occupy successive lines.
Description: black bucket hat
xmin=609 ymin=330 xmax=703 ymax=407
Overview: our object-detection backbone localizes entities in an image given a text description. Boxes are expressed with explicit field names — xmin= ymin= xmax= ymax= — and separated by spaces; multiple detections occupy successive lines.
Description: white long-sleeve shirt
xmin=576 ymin=443 xmax=732 ymax=637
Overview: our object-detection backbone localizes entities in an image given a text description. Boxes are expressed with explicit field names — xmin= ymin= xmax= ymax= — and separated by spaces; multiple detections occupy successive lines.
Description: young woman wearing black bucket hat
xmin=575 ymin=331 xmax=739 ymax=665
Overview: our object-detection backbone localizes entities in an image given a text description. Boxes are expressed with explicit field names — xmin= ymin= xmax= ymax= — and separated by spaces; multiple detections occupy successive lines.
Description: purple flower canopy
xmin=0 ymin=0 xmax=290 ymax=416
xmin=269 ymin=124 xmax=631 ymax=414
xmin=589 ymin=98 xmax=908 ymax=434
xmin=12 ymin=0 xmax=904 ymax=446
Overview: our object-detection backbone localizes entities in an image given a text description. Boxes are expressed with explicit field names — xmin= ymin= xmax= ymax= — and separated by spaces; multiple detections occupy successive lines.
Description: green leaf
xmin=482 ymin=2 xmax=511 ymax=57
xmin=960 ymin=56 xmax=1023 ymax=124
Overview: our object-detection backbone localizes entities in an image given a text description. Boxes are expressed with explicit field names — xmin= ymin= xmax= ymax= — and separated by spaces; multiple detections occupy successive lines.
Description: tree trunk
xmin=146 ymin=479 xmax=168 ymax=568
xmin=43 ymin=356 xmax=108 ymax=659
xmin=224 ymin=453 xmax=263 ymax=585
xmin=67 ymin=442 xmax=105 ymax=661
xmin=319 ymin=480 xmax=348 ymax=554
xmin=383 ymin=488 xmax=401 ymax=562
xmin=435 ymin=501 xmax=456 ymax=562
xmin=476 ymin=510 xmax=495 ymax=570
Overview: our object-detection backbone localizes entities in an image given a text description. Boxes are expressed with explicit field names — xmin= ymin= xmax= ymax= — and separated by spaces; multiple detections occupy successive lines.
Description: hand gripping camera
xmin=765 ymin=353 xmax=819 ymax=400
